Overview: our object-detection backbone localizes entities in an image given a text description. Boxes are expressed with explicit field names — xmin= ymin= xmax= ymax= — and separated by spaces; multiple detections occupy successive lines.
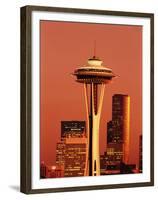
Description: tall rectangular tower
xmin=107 ymin=94 xmax=130 ymax=164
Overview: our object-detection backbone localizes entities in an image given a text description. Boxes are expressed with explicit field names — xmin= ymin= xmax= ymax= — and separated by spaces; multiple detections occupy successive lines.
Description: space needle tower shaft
xmin=73 ymin=54 xmax=115 ymax=176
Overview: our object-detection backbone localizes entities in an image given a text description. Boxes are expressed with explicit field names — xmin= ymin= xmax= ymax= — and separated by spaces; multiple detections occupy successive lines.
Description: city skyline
xmin=40 ymin=20 xmax=142 ymax=167
xmin=40 ymin=110 xmax=142 ymax=178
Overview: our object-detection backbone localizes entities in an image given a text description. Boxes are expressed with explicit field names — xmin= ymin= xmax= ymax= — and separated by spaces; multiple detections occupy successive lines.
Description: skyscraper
xmin=73 ymin=55 xmax=115 ymax=176
xmin=107 ymin=94 xmax=130 ymax=164
xmin=64 ymin=137 xmax=87 ymax=177
xmin=56 ymin=121 xmax=87 ymax=177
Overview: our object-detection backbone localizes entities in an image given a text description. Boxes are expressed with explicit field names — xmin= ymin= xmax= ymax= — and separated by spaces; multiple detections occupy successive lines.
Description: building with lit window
xmin=40 ymin=161 xmax=48 ymax=178
xmin=56 ymin=141 xmax=65 ymax=168
xmin=100 ymin=94 xmax=131 ymax=175
xmin=55 ymin=121 xmax=87 ymax=177
xmin=40 ymin=162 xmax=64 ymax=178
xmin=64 ymin=137 xmax=87 ymax=177
xmin=106 ymin=143 xmax=124 ymax=164
xmin=61 ymin=121 xmax=86 ymax=139
xmin=107 ymin=94 xmax=130 ymax=164
xmin=107 ymin=120 xmax=113 ymax=143
xmin=46 ymin=165 xmax=64 ymax=178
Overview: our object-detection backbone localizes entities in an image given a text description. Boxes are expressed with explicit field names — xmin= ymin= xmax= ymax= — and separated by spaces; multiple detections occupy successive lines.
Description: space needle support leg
xmin=89 ymin=84 xmax=93 ymax=176
xmin=92 ymin=83 xmax=105 ymax=176
xmin=83 ymin=83 xmax=89 ymax=176
xmin=98 ymin=84 xmax=105 ymax=115
xmin=83 ymin=83 xmax=105 ymax=176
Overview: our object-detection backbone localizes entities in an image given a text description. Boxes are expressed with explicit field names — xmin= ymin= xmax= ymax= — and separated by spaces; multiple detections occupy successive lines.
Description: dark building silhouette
xmin=120 ymin=162 xmax=136 ymax=174
xmin=100 ymin=152 xmax=121 ymax=175
xmin=61 ymin=121 xmax=86 ymax=138
xmin=139 ymin=135 xmax=143 ymax=173
xmin=40 ymin=162 xmax=48 ymax=178
xmin=100 ymin=153 xmax=137 ymax=175
xmin=100 ymin=152 xmax=120 ymax=175
xmin=107 ymin=120 xmax=113 ymax=143
xmin=100 ymin=153 xmax=107 ymax=175
xmin=40 ymin=162 xmax=64 ymax=178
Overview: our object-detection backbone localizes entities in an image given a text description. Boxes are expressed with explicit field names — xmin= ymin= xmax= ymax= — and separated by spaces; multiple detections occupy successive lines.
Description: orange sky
xmin=40 ymin=20 xmax=142 ymax=167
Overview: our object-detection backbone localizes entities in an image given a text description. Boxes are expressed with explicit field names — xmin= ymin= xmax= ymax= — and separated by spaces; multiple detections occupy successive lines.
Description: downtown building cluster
xmin=101 ymin=94 xmax=136 ymax=175
xmin=40 ymin=94 xmax=142 ymax=178
xmin=40 ymin=121 xmax=87 ymax=178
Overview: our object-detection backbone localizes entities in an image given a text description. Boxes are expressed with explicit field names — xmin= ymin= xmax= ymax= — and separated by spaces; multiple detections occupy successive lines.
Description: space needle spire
xmin=93 ymin=40 xmax=96 ymax=58
xmin=73 ymin=48 xmax=115 ymax=176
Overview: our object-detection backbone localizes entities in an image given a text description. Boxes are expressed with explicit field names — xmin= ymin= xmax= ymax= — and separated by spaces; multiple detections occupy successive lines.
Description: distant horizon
xmin=40 ymin=20 xmax=142 ymax=167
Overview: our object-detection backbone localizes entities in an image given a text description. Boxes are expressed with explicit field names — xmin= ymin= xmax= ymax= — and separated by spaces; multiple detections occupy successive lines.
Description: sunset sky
xmin=40 ymin=20 xmax=142 ymax=167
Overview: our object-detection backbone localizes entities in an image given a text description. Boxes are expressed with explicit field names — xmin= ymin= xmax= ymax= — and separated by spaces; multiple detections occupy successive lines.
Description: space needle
xmin=73 ymin=49 xmax=115 ymax=176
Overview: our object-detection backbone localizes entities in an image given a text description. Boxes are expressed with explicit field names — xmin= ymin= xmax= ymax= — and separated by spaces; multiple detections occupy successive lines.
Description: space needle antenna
xmin=93 ymin=40 xmax=96 ymax=58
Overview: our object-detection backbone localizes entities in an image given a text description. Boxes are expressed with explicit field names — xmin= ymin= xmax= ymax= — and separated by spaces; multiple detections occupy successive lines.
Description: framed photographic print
xmin=20 ymin=5 xmax=154 ymax=194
